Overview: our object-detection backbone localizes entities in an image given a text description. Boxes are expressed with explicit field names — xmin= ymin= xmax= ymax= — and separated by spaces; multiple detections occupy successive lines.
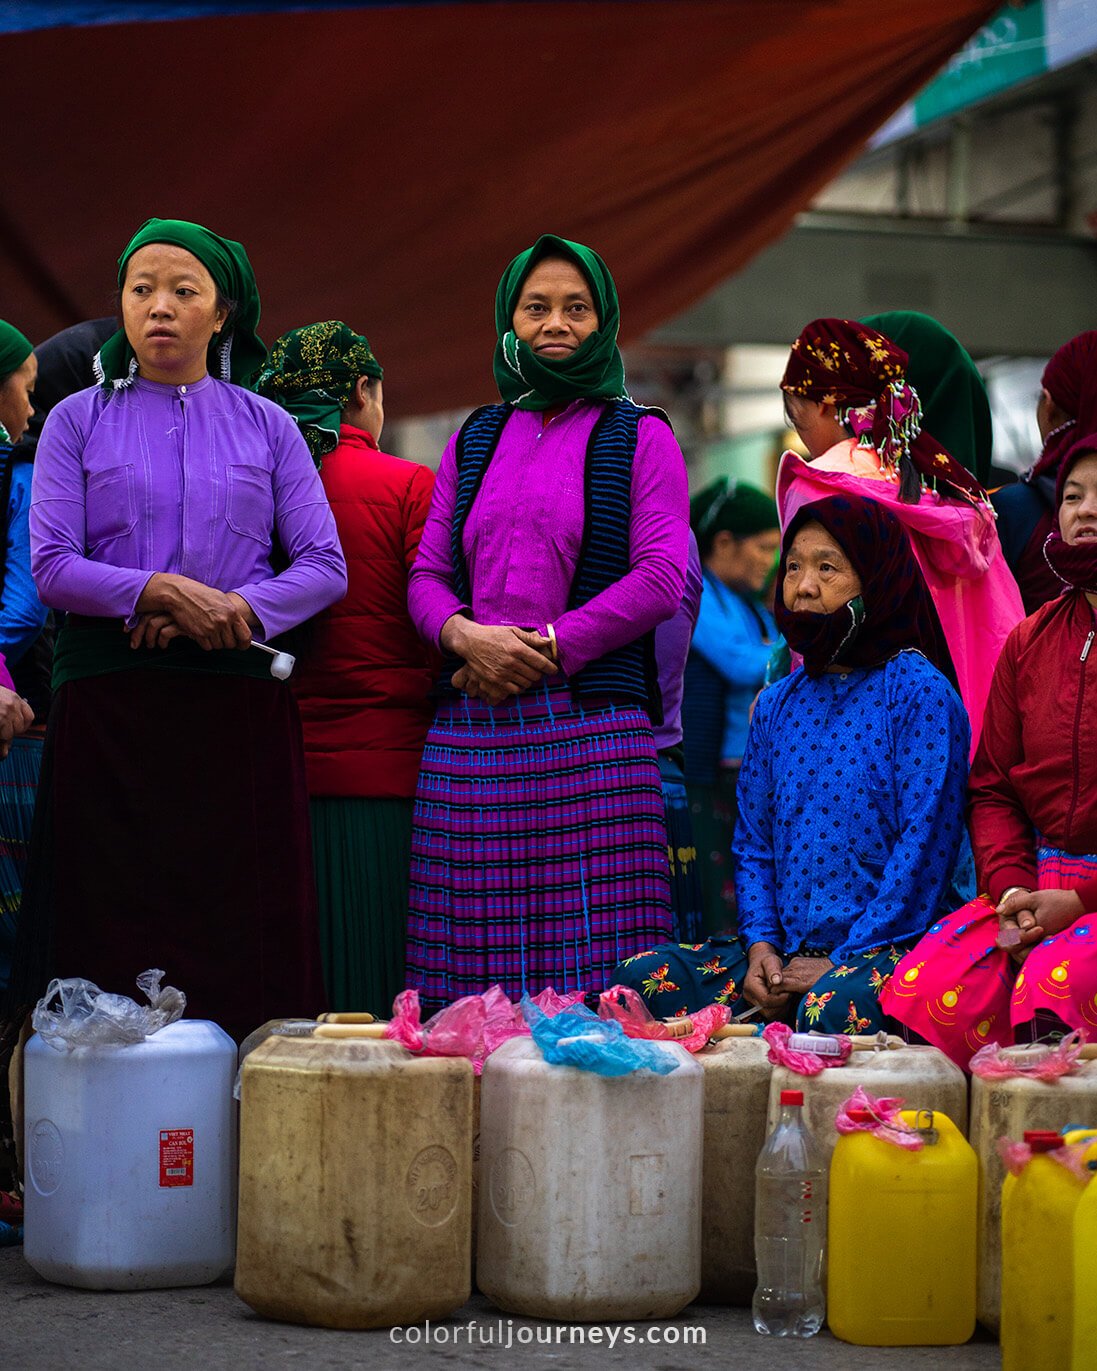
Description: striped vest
xmin=444 ymin=400 xmax=668 ymax=722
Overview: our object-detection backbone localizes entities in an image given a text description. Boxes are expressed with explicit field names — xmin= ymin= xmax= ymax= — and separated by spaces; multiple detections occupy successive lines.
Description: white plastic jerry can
xmin=477 ymin=1036 xmax=703 ymax=1322
xmin=23 ymin=1018 xmax=237 ymax=1290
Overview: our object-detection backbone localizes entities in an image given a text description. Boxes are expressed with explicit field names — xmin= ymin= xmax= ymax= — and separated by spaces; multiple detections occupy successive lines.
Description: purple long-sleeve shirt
xmin=31 ymin=375 xmax=347 ymax=639
xmin=408 ymin=402 xmax=689 ymax=677
xmin=653 ymin=528 xmax=703 ymax=751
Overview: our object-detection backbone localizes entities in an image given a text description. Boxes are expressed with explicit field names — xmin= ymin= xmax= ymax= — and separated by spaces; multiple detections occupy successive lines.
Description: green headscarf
xmin=255 ymin=321 xmax=383 ymax=464
xmin=493 ymin=233 xmax=627 ymax=410
xmin=690 ymin=477 xmax=779 ymax=556
xmin=0 ymin=320 xmax=32 ymax=382
xmin=96 ymin=217 xmax=267 ymax=389
xmin=861 ymin=311 xmax=992 ymax=487
xmin=0 ymin=320 xmax=34 ymax=444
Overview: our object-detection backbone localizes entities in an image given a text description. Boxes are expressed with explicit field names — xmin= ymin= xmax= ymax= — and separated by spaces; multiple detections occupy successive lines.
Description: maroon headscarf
xmin=1031 ymin=331 xmax=1097 ymax=480
xmin=774 ymin=494 xmax=945 ymax=676
xmin=781 ymin=318 xmax=987 ymax=506
xmin=1044 ymin=433 xmax=1097 ymax=593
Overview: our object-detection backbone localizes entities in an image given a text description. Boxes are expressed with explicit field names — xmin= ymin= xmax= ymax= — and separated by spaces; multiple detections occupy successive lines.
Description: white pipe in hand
xmin=252 ymin=641 xmax=295 ymax=680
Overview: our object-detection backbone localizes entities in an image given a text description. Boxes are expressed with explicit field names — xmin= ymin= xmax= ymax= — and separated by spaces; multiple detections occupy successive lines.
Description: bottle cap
xmin=847 ymin=1108 xmax=877 ymax=1123
xmin=780 ymin=1089 xmax=804 ymax=1106
xmin=1024 ymin=1130 xmax=1062 ymax=1152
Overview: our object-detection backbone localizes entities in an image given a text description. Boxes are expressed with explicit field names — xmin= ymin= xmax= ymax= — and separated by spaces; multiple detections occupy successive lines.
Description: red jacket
xmin=293 ymin=426 xmax=437 ymax=798
xmin=969 ymin=588 xmax=1097 ymax=908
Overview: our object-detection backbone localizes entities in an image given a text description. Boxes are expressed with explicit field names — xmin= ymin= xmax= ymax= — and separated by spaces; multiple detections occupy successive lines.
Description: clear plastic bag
xmin=31 ymin=970 xmax=186 ymax=1052
xmin=522 ymin=998 xmax=681 ymax=1076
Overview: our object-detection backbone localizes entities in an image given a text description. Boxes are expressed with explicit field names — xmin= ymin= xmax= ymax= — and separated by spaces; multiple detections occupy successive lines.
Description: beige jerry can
xmin=477 ymin=1036 xmax=703 ymax=1321
xmin=969 ymin=1047 xmax=1097 ymax=1335
xmin=696 ymin=1035 xmax=773 ymax=1303
xmin=235 ymin=1026 xmax=473 ymax=1329
xmin=767 ymin=1039 xmax=968 ymax=1171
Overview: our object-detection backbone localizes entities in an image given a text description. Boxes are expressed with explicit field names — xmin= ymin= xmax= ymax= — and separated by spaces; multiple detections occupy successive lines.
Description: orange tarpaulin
xmin=2 ymin=2 xmax=997 ymax=414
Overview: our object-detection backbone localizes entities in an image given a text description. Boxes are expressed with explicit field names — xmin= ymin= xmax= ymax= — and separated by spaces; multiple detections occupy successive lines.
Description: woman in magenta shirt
xmin=406 ymin=234 xmax=689 ymax=1009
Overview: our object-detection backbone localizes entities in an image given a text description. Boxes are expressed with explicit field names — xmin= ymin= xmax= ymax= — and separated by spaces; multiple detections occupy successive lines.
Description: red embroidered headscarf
xmin=1031 ymin=331 xmax=1097 ymax=481
xmin=781 ymin=318 xmax=987 ymax=506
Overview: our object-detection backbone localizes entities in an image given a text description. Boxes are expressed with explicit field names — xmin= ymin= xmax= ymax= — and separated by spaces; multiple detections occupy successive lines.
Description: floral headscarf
xmin=782 ymin=318 xmax=987 ymax=506
xmin=255 ymin=321 xmax=383 ymax=464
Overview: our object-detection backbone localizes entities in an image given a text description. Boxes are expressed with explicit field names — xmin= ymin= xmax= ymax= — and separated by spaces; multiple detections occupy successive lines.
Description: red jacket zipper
xmin=1066 ymin=625 xmax=1095 ymax=846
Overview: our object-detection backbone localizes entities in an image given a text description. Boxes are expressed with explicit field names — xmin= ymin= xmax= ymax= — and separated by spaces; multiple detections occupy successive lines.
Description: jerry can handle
xmin=312 ymin=1023 xmax=389 ymax=1039
xmin=914 ymin=1108 xmax=939 ymax=1145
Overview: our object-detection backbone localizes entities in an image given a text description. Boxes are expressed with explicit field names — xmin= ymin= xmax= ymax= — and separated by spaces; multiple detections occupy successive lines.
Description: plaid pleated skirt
xmin=405 ymin=682 xmax=673 ymax=1008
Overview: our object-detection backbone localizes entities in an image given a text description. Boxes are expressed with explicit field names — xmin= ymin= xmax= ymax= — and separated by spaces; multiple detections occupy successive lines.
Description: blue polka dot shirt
xmin=733 ymin=651 xmax=972 ymax=961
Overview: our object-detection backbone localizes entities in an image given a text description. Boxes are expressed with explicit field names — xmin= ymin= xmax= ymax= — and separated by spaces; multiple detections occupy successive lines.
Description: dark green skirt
xmin=310 ymin=796 xmax=414 ymax=1015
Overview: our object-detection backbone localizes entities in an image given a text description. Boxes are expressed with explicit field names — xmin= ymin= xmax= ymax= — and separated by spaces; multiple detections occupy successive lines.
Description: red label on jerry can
xmin=159 ymin=1129 xmax=194 ymax=1187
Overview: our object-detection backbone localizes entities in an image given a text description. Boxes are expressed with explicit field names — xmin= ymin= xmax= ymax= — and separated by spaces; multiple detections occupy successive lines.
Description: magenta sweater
xmin=408 ymin=402 xmax=689 ymax=677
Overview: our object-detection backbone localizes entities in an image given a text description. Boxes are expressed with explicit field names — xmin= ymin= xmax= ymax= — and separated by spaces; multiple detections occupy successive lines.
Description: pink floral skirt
xmin=880 ymin=847 xmax=1097 ymax=1068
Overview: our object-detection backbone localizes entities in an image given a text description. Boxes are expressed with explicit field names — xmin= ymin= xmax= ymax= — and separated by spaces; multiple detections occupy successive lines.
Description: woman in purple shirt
xmin=406 ymin=234 xmax=689 ymax=1009
xmin=7 ymin=219 xmax=346 ymax=1040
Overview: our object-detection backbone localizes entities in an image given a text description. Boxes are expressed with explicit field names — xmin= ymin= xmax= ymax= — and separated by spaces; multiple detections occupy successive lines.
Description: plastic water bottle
xmin=752 ymin=1087 xmax=827 ymax=1337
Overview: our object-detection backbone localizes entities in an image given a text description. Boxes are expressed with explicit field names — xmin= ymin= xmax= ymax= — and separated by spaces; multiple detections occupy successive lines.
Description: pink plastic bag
xmin=835 ymin=1085 xmax=924 ymax=1151
xmin=762 ymin=1022 xmax=853 ymax=1076
xmin=385 ymin=986 xmax=586 ymax=1074
xmin=597 ymin=986 xmax=731 ymax=1051
xmin=969 ymin=1029 xmax=1086 ymax=1081
xmin=385 ymin=989 xmax=487 ymax=1057
xmin=997 ymin=1134 xmax=1092 ymax=1180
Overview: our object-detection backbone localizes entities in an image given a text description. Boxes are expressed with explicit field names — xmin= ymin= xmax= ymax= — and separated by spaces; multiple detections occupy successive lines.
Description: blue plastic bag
xmin=520 ymin=999 xmax=680 ymax=1076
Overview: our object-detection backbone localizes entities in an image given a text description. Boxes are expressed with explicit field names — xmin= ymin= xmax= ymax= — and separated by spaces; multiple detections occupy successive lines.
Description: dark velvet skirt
xmin=6 ymin=669 xmax=327 ymax=1042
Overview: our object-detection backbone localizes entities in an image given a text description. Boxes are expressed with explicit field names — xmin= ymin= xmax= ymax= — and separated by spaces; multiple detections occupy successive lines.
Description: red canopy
xmin=2 ymin=2 xmax=996 ymax=414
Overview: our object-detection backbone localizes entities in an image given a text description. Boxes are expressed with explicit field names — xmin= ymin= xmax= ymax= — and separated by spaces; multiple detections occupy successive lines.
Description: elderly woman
xmin=778 ymin=318 xmax=1023 ymax=750
xmin=992 ymin=331 xmax=1097 ymax=615
xmin=6 ymin=218 xmax=346 ymax=1041
xmin=614 ymin=494 xmax=972 ymax=1036
xmin=256 ymin=322 xmax=437 ymax=1014
xmin=680 ymin=478 xmax=780 ymax=936
xmin=883 ymin=436 xmax=1097 ymax=1059
xmin=406 ymin=233 xmax=688 ymax=1009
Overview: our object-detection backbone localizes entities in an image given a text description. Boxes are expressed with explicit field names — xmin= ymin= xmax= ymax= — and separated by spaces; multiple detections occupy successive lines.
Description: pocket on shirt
xmin=86 ymin=465 xmax=137 ymax=550
xmin=226 ymin=464 xmax=274 ymax=544
xmin=853 ymin=783 xmax=897 ymax=872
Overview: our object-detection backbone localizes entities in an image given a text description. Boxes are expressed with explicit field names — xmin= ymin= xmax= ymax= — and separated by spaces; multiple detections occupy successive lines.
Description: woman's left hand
xmin=779 ymin=956 xmax=833 ymax=994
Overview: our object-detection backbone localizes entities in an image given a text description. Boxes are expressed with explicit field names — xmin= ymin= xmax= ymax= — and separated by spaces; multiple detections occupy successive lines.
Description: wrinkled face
xmin=782 ymin=520 xmax=863 ymax=615
xmin=783 ymin=391 xmax=847 ymax=460
xmin=122 ymin=243 xmax=229 ymax=384
xmin=1059 ymin=452 xmax=1097 ymax=547
xmin=0 ymin=352 xmax=36 ymax=445
xmin=511 ymin=257 xmax=599 ymax=360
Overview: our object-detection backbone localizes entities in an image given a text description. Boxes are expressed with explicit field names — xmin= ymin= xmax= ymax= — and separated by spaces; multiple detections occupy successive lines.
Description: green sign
xmin=914 ymin=2 xmax=1047 ymax=126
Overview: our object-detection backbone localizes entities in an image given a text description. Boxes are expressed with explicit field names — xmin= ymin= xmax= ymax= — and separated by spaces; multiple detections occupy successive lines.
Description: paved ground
xmin=2 ymin=1248 xmax=1001 ymax=1370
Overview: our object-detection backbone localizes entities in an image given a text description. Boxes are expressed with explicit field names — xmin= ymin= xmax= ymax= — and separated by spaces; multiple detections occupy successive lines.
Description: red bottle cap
xmin=780 ymin=1089 xmax=804 ymax=1106
xmin=848 ymin=1108 xmax=877 ymax=1123
xmin=1024 ymin=1130 xmax=1061 ymax=1152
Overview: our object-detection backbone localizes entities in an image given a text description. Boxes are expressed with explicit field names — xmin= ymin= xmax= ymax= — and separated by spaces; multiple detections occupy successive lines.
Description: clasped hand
xmin=0 ymin=687 xmax=33 ymax=759
xmin=996 ymin=887 xmax=1083 ymax=964
xmin=742 ymin=943 xmax=833 ymax=1021
xmin=129 ymin=573 xmax=258 ymax=652
xmin=442 ymin=616 xmax=556 ymax=706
